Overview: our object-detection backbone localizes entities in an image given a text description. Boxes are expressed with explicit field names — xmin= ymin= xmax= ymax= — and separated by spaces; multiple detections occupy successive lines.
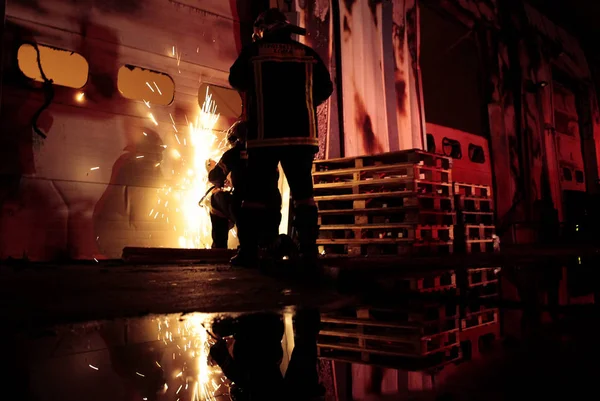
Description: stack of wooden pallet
xmin=317 ymin=273 xmax=461 ymax=369
xmin=313 ymin=150 xmax=456 ymax=257
xmin=453 ymin=182 xmax=497 ymax=253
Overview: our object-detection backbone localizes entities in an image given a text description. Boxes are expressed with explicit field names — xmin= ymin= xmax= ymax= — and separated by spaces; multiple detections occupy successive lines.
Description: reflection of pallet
xmin=466 ymin=239 xmax=496 ymax=253
xmin=318 ymin=207 xmax=457 ymax=227
xmin=464 ymin=225 xmax=495 ymax=240
xmin=453 ymin=182 xmax=491 ymax=198
xmin=459 ymin=211 xmax=495 ymax=225
xmin=313 ymin=149 xmax=453 ymax=172
xmin=315 ymin=192 xmax=454 ymax=212
xmin=317 ymin=239 xmax=454 ymax=257
xmin=319 ymin=313 xmax=459 ymax=354
xmin=364 ymin=304 xmax=460 ymax=324
xmin=313 ymin=178 xmax=452 ymax=197
xmin=467 ymin=267 xmax=498 ymax=288
xmin=456 ymin=196 xmax=493 ymax=212
xmin=317 ymin=343 xmax=461 ymax=371
xmin=313 ymin=163 xmax=452 ymax=185
xmin=397 ymin=271 xmax=457 ymax=293
xmin=461 ymin=309 xmax=499 ymax=330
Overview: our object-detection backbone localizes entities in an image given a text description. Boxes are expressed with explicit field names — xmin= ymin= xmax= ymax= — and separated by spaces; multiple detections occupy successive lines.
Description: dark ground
xmin=0 ymin=263 xmax=351 ymax=327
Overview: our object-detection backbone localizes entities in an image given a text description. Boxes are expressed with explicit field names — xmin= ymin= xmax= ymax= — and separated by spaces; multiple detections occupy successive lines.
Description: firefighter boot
xmin=294 ymin=205 xmax=320 ymax=272
xmin=230 ymin=208 xmax=259 ymax=268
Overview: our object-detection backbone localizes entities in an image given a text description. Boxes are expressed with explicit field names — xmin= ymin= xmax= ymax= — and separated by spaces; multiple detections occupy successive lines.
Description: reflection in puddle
xmin=9 ymin=265 xmax=600 ymax=401
xmin=18 ymin=311 xmax=314 ymax=401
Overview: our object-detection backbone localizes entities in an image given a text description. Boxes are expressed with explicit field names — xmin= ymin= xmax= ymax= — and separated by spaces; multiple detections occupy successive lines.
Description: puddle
xmin=5 ymin=267 xmax=600 ymax=400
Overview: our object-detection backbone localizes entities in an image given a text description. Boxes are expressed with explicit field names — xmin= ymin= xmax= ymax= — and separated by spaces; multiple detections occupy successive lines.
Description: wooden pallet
xmin=318 ymin=223 xmax=416 ymax=241
xmin=456 ymin=196 xmax=494 ymax=212
xmin=313 ymin=163 xmax=452 ymax=186
xmin=453 ymin=182 xmax=492 ymax=198
xmin=313 ymin=178 xmax=452 ymax=197
xmin=464 ymin=225 xmax=495 ymax=240
xmin=416 ymin=225 xmax=454 ymax=242
xmin=318 ymin=207 xmax=457 ymax=227
xmin=459 ymin=211 xmax=495 ymax=225
xmin=315 ymin=192 xmax=455 ymax=212
xmin=313 ymin=149 xmax=453 ymax=172
xmin=317 ymin=239 xmax=454 ymax=257
xmin=461 ymin=309 xmax=499 ymax=330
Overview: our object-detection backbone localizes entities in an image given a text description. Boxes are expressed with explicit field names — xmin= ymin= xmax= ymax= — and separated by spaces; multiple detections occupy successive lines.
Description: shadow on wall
xmin=93 ymin=128 xmax=175 ymax=258
xmin=0 ymin=20 xmax=63 ymax=260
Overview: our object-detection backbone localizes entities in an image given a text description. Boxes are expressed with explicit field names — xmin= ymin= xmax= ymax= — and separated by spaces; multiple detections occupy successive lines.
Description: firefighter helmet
xmin=252 ymin=8 xmax=306 ymax=41
xmin=253 ymin=8 xmax=289 ymax=41
xmin=226 ymin=120 xmax=248 ymax=144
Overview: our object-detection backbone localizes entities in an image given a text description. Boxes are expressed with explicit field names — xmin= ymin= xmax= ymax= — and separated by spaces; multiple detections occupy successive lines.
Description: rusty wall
xmin=436 ymin=0 xmax=600 ymax=238
xmin=332 ymin=0 xmax=423 ymax=157
xmin=293 ymin=0 xmax=337 ymax=159
xmin=0 ymin=0 xmax=248 ymax=260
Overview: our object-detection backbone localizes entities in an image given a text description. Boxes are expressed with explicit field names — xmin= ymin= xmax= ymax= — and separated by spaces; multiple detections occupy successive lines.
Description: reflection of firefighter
xmin=229 ymin=8 xmax=333 ymax=269
xmin=209 ymin=310 xmax=324 ymax=401
xmin=204 ymin=121 xmax=281 ymax=250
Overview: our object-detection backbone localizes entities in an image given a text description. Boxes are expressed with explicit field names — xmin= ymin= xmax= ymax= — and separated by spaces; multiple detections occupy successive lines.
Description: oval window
xmin=442 ymin=137 xmax=462 ymax=159
xmin=468 ymin=144 xmax=486 ymax=164
xmin=17 ymin=43 xmax=89 ymax=88
xmin=117 ymin=65 xmax=175 ymax=106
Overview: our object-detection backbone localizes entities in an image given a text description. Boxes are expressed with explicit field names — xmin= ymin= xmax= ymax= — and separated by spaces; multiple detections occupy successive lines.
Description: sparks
xmin=143 ymin=99 xmax=151 ymax=108
xmin=90 ymin=166 xmax=100 ymax=171
xmin=176 ymin=371 xmax=183 ymax=378
xmin=146 ymin=82 xmax=155 ymax=92
xmin=89 ymin=364 xmax=99 ymax=371
xmin=76 ymin=92 xmax=85 ymax=102
xmin=155 ymin=361 xmax=162 ymax=368
xmin=155 ymin=162 xmax=161 ymax=167
xmin=93 ymin=258 xmax=98 ymax=263
xmin=136 ymin=372 xmax=145 ymax=377
xmin=143 ymin=131 xmax=148 ymax=136
xmin=172 ymin=46 xmax=176 ymax=56
xmin=148 ymin=112 xmax=158 ymax=126
xmin=154 ymin=82 xmax=162 ymax=95
xmin=176 ymin=385 xmax=183 ymax=394
xmin=175 ymin=134 xmax=181 ymax=144
xmin=136 ymin=155 xmax=144 ymax=159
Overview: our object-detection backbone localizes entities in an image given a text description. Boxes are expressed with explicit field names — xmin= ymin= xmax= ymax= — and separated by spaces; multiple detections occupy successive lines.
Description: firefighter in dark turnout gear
xmin=229 ymin=8 xmax=333 ymax=268
xmin=205 ymin=121 xmax=247 ymax=249
xmin=207 ymin=120 xmax=282 ymax=252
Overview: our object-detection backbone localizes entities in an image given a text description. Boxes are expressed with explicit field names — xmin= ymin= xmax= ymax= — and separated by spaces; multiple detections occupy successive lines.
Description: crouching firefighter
xmin=205 ymin=120 xmax=282 ymax=257
xmin=228 ymin=8 xmax=334 ymax=270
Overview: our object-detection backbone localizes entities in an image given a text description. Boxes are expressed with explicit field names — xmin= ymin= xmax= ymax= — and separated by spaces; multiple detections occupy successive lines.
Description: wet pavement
xmin=0 ymin=263 xmax=349 ymax=326
xmin=2 ymin=262 xmax=599 ymax=400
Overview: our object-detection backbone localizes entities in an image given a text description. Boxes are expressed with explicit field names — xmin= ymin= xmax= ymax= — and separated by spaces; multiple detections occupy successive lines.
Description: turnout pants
xmin=241 ymin=145 xmax=319 ymax=257
xmin=209 ymin=190 xmax=240 ymax=249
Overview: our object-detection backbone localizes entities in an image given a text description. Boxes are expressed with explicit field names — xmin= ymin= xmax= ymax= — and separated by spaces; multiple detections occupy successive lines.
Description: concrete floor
xmin=0 ymin=263 xmax=349 ymax=327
